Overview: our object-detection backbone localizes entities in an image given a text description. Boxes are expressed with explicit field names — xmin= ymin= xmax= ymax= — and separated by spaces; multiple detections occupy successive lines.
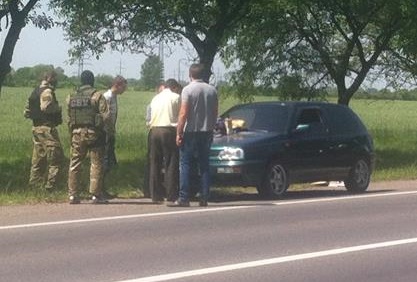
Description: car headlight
xmin=218 ymin=147 xmax=244 ymax=160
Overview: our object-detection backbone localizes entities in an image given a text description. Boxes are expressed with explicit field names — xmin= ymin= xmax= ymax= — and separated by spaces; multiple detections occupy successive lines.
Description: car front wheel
xmin=344 ymin=159 xmax=371 ymax=193
xmin=258 ymin=162 xmax=289 ymax=198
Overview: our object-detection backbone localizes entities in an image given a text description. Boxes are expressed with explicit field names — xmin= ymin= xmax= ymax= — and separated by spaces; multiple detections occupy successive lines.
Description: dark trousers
xmin=179 ymin=131 xmax=213 ymax=202
xmin=104 ymin=135 xmax=117 ymax=173
xmin=148 ymin=127 xmax=179 ymax=202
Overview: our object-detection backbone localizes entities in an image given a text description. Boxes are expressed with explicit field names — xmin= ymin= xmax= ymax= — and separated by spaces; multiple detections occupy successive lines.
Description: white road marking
xmin=1 ymin=190 xmax=416 ymax=231
xmin=118 ymin=237 xmax=417 ymax=282
xmin=272 ymin=190 xmax=417 ymax=206
xmin=0 ymin=206 xmax=253 ymax=230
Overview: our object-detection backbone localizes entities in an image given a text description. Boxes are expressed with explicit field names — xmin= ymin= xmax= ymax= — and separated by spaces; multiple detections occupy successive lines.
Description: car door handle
xmin=330 ymin=144 xmax=348 ymax=150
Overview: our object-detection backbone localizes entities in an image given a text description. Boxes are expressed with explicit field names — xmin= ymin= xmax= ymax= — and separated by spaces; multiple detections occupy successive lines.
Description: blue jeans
xmin=179 ymin=132 xmax=213 ymax=202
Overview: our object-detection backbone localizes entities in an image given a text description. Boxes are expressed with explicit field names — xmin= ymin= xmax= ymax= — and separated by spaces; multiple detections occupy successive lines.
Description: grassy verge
xmin=0 ymin=87 xmax=416 ymax=204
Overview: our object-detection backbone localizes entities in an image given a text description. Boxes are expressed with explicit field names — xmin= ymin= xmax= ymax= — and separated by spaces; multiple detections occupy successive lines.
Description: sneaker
xmin=167 ymin=200 xmax=190 ymax=207
xmin=69 ymin=196 xmax=80 ymax=205
xmin=91 ymin=195 xmax=108 ymax=204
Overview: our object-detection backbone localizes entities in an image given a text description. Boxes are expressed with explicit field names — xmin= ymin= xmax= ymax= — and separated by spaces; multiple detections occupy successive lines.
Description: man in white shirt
xmin=148 ymin=79 xmax=182 ymax=203
xmin=103 ymin=76 xmax=127 ymax=198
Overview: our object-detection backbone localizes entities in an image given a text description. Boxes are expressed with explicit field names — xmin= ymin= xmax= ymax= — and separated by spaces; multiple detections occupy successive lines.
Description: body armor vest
xmin=68 ymin=86 xmax=97 ymax=128
xmin=28 ymin=86 xmax=61 ymax=126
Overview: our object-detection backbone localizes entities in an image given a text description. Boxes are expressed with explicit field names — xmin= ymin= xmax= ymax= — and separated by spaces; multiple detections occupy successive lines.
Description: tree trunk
xmin=194 ymin=41 xmax=217 ymax=83
xmin=0 ymin=0 xmax=38 ymax=93
xmin=337 ymin=92 xmax=351 ymax=105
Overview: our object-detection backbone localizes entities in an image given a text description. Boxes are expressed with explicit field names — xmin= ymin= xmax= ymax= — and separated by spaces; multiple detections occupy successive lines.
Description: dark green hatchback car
xmin=210 ymin=102 xmax=374 ymax=198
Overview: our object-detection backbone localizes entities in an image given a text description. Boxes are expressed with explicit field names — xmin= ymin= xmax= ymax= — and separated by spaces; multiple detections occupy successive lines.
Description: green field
xmin=0 ymin=87 xmax=416 ymax=204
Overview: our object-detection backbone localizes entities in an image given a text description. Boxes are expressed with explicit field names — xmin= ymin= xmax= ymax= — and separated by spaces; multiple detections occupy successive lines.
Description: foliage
xmin=11 ymin=64 xmax=57 ymax=87
xmin=2 ymin=64 xmax=143 ymax=90
xmin=226 ymin=0 xmax=417 ymax=105
xmin=0 ymin=0 xmax=54 ymax=91
xmin=277 ymin=75 xmax=309 ymax=101
xmin=50 ymin=0 xmax=255 ymax=81
xmin=95 ymin=74 xmax=114 ymax=89
xmin=138 ymin=55 xmax=164 ymax=91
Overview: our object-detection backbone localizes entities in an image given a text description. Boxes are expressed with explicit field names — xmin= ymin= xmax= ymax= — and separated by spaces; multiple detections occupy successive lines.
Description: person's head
xmin=111 ymin=75 xmax=128 ymax=95
xmin=80 ymin=70 xmax=95 ymax=86
xmin=189 ymin=63 xmax=205 ymax=80
xmin=42 ymin=70 xmax=58 ymax=87
xmin=165 ymin=78 xmax=182 ymax=94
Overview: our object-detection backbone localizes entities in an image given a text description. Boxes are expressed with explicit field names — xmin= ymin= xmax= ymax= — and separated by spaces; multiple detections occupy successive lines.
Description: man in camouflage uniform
xmin=24 ymin=70 xmax=64 ymax=191
xmin=67 ymin=70 xmax=110 ymax=204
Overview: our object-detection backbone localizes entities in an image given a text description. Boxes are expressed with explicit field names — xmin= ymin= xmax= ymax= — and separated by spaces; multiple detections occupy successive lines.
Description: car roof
xmin=232 ymin=101 xmax=345 ymax=109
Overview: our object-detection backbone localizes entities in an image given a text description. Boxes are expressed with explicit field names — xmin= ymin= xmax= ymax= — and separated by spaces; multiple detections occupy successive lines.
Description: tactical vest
xmin=27 ymin=86 xmax=61 ymax=126
xmin=68 ymin=86 xmax=97 ymax=129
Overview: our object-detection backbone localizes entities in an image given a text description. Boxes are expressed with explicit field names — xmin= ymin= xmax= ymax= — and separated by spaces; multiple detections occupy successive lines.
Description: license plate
xmin=217 ymin=167 xmax=234 ymax=173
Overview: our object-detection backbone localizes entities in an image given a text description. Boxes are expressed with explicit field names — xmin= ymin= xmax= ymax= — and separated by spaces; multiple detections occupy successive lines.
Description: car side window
xmin=325 ymin=106 xmax=366 ymax=135
xmin=295 ymin=108 xmax=327 ymax=136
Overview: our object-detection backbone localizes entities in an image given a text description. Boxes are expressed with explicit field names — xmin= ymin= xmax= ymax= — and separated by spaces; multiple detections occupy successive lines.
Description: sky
xmin=8 ymin=19 xmax=227 ymax=82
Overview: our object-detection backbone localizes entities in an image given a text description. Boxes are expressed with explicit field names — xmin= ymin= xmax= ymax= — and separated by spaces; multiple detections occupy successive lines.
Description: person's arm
xmin=176 ymin=101 xmax=188 ymax=146
xmin=92 ymin=92 xmax=110 ymax=132
xmin=40 ymin=89 xmax=60 ymax=114
xmin=214 ymin=93 xmax=218 ymax=123
xmin=66 ymin=94 xmax=72 ymax=131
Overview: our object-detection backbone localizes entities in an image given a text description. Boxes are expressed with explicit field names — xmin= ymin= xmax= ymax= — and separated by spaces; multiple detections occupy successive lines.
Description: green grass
xmin=0 ymin=87 xmax=416 ymax=204
xmin=350 ymin=99 xmax=417 ymax=180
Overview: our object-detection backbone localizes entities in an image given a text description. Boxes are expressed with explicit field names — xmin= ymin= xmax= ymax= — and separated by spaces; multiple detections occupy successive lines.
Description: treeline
xmin=351 ymin=88 xmax=417 ymax=101
xmin=4 ymin=64 xmax=141 ymax=90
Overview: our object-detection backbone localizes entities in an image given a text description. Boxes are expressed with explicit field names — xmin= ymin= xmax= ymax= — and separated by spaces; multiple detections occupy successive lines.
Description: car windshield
xmin=222 ymin=104 xmax=289 ymax=133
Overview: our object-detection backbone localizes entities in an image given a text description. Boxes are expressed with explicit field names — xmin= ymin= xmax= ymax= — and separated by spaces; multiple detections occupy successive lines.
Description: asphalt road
xmin=1 ymin=181 xmax=417 ymax=282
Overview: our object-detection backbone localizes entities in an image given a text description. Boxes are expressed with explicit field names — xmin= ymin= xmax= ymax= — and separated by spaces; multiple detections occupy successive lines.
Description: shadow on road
xmin=209 ymin=187 xmax=395 ymax=204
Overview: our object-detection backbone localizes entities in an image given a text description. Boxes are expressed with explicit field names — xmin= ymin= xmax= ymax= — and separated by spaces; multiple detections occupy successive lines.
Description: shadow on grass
xmin=374 ymin=148 xmax=417 ymax=171
xmin=0 ymin=157 xmax=147 ymax=204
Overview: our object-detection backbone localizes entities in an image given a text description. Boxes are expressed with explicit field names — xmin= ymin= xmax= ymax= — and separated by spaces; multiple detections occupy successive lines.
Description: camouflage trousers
xmin=68 ymin=128 xmax=105 ymax=197
xmin=29 ymin=126 xmax=63 ymax=190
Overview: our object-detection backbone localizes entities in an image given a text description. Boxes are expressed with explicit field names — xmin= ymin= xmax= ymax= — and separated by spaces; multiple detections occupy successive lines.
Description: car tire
xmin=258 ymin=162 xmax=289 ymax=198
xmin=344 ymin=158 xmax=371 ymax=193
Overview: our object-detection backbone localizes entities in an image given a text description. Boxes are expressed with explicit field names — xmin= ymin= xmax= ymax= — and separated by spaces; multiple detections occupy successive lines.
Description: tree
xmin=0 ymin=0 xmax=53 ymax=92
xmin=277 ymin=75 xmax=307 ymax=101
xmin=50 ymin=0 xmax=254 ymax=82
xmin=11 ymin=64 xmax=68 ymax=87
xmin=226 ymin=0 xmax=416 ymax=105
xmin=139 ymin=55 xmax=163 ymax=90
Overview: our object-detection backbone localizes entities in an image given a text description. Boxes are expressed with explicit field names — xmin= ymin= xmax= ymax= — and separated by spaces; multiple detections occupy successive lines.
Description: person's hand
xmin=176 ymin=134 xmax=183 ymax=147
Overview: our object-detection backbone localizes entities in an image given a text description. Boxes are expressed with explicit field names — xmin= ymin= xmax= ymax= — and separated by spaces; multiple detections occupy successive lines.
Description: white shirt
xmin=149 ymin=88 xmax=180 ymax=128
xmin=103 ymin=89 xmax=117 ymax=134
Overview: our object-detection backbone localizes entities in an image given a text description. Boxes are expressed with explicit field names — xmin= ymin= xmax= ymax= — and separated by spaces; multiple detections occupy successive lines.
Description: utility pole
xmin=158 ymin=41 xmax=165 ymax=80
xmin=178 ymin=58 xmax=187 ymax=83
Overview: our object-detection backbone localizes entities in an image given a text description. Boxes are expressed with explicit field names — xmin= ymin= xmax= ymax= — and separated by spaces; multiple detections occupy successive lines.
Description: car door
xmin=324 ymin=105 xmax=363 ymax=177
xmin=286 ymin=107 xmax=331 ymax=182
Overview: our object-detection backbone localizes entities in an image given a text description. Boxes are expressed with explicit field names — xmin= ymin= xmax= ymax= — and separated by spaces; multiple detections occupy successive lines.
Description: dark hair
xmin=80 ymin=70 xmax=95 ymax=86
xmin=189 ymin=63 xmax=205 ymax=80
xmin=165 ymin=78 xmax=182 ymax=94
xmin=165 ymin=78 xmax=179 ymax=89
xmin=112 ymin=75 xmax=127 ymax=87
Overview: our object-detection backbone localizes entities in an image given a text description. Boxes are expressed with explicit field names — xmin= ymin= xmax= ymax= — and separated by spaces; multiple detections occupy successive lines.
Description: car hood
xmin=212 ymin=131 xmax=284 ymax=148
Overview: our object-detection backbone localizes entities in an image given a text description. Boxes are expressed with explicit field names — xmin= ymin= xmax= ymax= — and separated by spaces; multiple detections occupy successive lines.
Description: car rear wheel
xmin=344 ymin=159 xmax=371 ymax=193
xmin=258 ymin=162 xmax=289 ymax=198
